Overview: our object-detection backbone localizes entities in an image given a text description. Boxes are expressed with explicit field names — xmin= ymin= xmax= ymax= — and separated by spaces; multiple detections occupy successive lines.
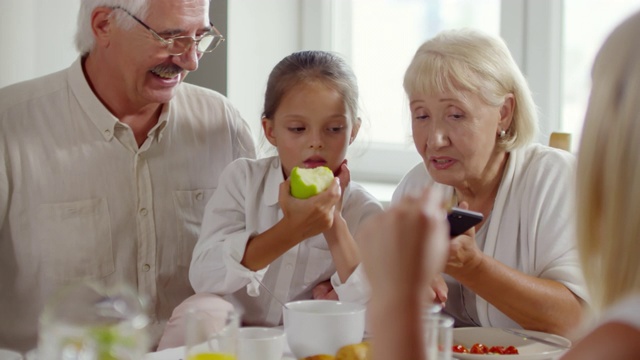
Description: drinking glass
xmin=37 ymin=281 xmax=150 ymax=360
xmin=424 ymin=312 xmax=454 ymax=360
xmin=185 ymin=309 xmax=239 ymax=360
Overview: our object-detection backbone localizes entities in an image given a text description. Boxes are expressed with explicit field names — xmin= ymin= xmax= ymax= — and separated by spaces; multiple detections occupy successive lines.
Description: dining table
xmin=144 ymin=344 xmax=296 ymax=360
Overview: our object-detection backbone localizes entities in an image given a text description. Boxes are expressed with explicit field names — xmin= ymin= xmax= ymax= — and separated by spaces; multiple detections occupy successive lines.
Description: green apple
xmin=290 ymin=166 xmax=334 ymax=199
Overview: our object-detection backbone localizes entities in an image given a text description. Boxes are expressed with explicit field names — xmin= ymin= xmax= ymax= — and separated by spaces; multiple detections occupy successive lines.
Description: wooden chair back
xmin=549 ymin=132 xmax=572 ymax=151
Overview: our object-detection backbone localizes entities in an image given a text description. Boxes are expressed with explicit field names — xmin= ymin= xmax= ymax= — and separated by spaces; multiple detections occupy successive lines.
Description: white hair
xmin=74 ymin=0 xmax=149 ymax=55
xmin=403 ymin=28 xmax=539 ymax=151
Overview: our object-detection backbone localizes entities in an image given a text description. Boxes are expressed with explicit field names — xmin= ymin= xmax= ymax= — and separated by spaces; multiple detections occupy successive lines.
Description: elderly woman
xmin=392 ymin=29 xmax=587 ymax=335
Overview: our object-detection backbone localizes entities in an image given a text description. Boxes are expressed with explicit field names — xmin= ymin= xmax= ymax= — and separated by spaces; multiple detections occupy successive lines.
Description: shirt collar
xmin=264 ymin=157 xmax=285 ymax=207
xmin=149 ymin=103 xmax=170 ymax=142
xmin=68 ymin=57 xmax=119 ymax=141
xmin=68 ymin=56 xmax=171 ymax=143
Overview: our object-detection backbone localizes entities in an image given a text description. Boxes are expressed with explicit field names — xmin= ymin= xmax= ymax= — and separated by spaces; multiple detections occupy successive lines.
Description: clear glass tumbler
xmin=185 ymin=309 xmax=239 ymax=360
xmin=37 ymin=281 xmax=150 ymax=360
xmin=424 ymin=311 xmax=454 ymax=360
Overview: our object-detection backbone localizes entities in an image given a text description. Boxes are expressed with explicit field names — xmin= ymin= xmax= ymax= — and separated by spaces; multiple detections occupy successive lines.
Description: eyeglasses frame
xmin=111 ymin=6 xmax=225 ymax=56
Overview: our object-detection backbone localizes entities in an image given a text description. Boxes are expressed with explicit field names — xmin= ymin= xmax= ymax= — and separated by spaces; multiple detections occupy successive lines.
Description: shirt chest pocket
xmin=36 ymin=198 xmax=114 ymax=280
xmin=173 ymin=189 xmax=214 ymax=266
xmin=303 ymin=243 xmax=336 ymax=286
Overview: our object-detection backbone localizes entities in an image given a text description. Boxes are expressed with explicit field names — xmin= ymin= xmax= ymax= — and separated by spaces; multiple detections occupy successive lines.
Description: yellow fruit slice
xmin=188 ymin=353 xmax=236 ymax=360
xmin=290 ymin=166 xmax=334 ymax=199
xmin=301 ymin=355 xmax=336 ymax=360
xmin=336 ymin=341 xmax=371 ymax=360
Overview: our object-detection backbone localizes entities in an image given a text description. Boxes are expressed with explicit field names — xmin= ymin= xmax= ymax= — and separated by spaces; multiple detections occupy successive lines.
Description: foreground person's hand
xmin=360 ymin=186 xmax=449 ymax=299
xmin=360 ymin=187 xmax=450 ymax=360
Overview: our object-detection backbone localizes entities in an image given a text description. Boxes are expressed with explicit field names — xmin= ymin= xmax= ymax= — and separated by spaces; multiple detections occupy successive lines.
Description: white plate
xmin=452 ymin=327 xmax=571 ymax=360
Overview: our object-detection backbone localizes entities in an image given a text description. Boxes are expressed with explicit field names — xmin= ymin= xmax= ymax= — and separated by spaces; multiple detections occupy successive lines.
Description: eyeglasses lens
xmin=168 ymin=35 xmax=222 ymax=55
xmin=196 ymin=35 xmax=218 ymax=53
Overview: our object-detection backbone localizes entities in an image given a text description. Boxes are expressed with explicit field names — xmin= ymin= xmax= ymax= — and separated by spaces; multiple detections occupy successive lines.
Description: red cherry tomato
xmin=452 ymin=344 xmax=469 ymax=353
xmin=504 ymin=345 xmax=519 ymax=354
xmin=470 ymin=343 xmax=490 ymax=354
xmin=489 ymin=345 xmax=506 ymax=354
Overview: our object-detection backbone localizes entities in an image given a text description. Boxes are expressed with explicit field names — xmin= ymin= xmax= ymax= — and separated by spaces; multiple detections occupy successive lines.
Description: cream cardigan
xmin=393 ymin=143 xmax=588 ymax=328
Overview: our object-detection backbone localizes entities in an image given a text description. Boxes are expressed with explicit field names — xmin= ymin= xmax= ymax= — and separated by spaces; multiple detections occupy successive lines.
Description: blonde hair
xmin=403 ymin=28 xmax=538 ymax=151
xmin=577 ymin=10 xmax=640 ymax=313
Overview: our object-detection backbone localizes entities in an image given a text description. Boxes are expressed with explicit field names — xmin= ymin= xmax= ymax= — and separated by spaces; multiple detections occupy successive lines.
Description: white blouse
xmin=190 ymin=156 xmax=383 ymax=326
xmin=392 ymin=143 xmax=588 ymax=329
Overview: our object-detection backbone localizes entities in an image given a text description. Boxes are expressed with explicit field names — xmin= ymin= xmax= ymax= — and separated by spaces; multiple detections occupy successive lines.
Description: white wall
xmin=0 ymin=0 xmax=296 ymax=144
xmin=0 ymin=0 xmax=563 ymax=158
xmin=227 ymin=0 xmax=302 ymax=142
xmin=0 ymin=0 xmax=80 ymax=88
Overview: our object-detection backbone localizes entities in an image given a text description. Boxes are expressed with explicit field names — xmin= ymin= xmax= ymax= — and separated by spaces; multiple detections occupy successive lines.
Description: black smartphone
xmin=447 ymin=208 xmax=484 ymax=237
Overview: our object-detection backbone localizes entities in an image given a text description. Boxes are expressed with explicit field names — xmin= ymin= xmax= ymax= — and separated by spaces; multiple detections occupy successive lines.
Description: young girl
xmin=188 ymin=50 xmax=383 ymax=327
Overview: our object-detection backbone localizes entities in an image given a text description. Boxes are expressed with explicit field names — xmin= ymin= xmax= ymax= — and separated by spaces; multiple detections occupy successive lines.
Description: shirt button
xmin=196 ymin=192 xmax=204 ymax=201
xmin=139 ymin=208 xmax=148 ymax=216
xmin=285 ymin=264 xmax=293 ymax=270
xmin=143 ymin=264 xmax=151 ymax=272
xmin=104 ymin=129 xmax=111 ymax=137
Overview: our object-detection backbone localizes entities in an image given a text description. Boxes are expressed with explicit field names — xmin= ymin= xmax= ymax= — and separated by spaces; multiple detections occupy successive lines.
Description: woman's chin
xmin=427 ymin=168 xmax=459 ymax=187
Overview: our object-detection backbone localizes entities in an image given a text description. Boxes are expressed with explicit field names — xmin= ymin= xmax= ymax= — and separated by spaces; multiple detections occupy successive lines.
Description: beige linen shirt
xmin=0 ymin=58 xmax=256 ymax=352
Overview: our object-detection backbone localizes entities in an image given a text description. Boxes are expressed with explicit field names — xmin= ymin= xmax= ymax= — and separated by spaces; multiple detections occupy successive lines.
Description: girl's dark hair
xmin=262 ymin=50 xmax=359 ymax=125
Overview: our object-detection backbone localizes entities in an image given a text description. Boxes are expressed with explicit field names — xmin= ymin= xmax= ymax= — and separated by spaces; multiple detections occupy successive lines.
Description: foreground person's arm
xmin=360 ymin=187 xmax=449 ymax=360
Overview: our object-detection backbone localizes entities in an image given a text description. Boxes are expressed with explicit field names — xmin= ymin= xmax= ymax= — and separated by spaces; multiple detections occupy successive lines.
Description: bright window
xmin=329 ymin=0 xmax=640 ymax=188
xmin=561 ymin=0 xmax=640 ymax=142
xmin=349 ymin=0 xmax=501 ymax=145
xmin=329 ymin=0 xmax=501 ymax=185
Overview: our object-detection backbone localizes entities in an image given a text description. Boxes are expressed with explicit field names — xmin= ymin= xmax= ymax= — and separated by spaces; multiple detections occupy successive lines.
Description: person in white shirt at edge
xmin=0 ymin=0 xmax=256 ymax=353
xmin=392 ymin=28 xmax=587 ymax=336
xmin=561 ymin=9 xmax=640 ymax=359
xmin=167 ymin=50 xmax=383 ymax=341
xmin=363 ymin=13 xmax=640 ymax=359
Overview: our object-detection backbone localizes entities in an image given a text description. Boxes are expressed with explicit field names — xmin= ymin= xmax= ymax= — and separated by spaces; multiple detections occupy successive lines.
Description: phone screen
xmin=447 ymin=208 xmax=484 ymax=237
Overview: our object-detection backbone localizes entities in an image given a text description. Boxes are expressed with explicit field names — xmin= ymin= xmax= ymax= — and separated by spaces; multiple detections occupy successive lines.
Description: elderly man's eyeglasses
xmin=112 ymin=7 xmax=225 ymax=56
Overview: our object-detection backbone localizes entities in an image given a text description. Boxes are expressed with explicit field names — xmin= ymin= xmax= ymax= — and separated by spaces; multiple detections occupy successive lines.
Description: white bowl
xmin=237 ymin=327 xmax=285 ymax=360
xmin=283 ymin=300 xmax=366 ymax=358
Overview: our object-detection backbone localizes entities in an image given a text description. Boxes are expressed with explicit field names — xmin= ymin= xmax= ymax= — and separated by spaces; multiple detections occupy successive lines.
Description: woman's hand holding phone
xmin=445 ymin=204 xmax=486 ymax=277
xmin=447 ymin=207 xmax=483 ymax=237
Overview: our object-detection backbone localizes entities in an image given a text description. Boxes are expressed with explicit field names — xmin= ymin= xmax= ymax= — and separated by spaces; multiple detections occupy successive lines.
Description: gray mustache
xmin=150 ymin=64 xmax=184 ymax=76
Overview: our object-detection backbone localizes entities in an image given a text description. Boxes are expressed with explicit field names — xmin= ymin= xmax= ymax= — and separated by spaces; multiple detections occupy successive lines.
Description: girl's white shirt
xmin=190 ymin=156 xmax=383 ymax=326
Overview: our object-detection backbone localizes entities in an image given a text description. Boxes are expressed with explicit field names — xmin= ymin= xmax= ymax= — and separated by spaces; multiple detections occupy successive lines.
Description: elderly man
xmin=0 ymin=0 xmax=255 ymax=352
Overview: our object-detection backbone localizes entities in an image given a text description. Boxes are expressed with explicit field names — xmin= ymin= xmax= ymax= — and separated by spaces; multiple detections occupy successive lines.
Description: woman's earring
xmin=499 ymin=129 xmax=506 ymax=138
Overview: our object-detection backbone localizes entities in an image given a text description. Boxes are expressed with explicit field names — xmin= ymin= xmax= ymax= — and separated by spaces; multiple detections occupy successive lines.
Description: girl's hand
xmin=323 ymin=161 xmax=350 ymax=240
xmin=334 ymin=160 xmax=350 ymax=199
xmin=427 ymin=273 xmax=448 ymax=307
xmin=278 ymin=177 xmax=341 ymax=242
xmin=312 ymin=280 xmax=339 ymax=300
